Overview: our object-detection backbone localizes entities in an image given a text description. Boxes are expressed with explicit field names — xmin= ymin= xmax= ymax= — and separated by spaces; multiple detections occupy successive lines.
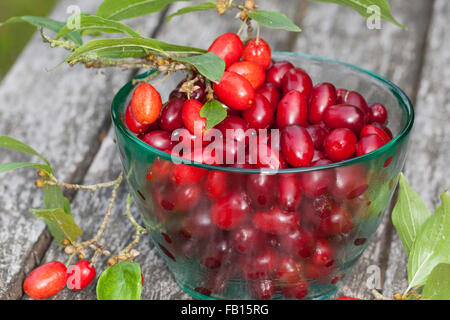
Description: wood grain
xmin=291 ymin=0 xmax=434 ymax=299
xmin=0 ymin=0 xmax=165 ymax=299
xmin=384 ymin=0 xmax=450 ymax=297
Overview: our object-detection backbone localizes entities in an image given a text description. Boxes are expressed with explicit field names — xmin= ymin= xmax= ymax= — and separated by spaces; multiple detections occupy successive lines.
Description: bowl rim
xmin=111 ymin=52 xmax=414 ymax=174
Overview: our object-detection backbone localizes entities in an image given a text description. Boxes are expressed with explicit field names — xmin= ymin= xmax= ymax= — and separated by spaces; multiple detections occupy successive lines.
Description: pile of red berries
xmin=124 ymin=33 xmax=394 ymax=299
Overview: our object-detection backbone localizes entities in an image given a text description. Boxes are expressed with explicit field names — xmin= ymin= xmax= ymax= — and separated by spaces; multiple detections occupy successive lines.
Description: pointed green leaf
xmin=407 ymin=191 xmax=450 ymax=289
xmin=66 ymin=37 xmax=205 ymax=62
xmin=392 ymin=173 xmax=432 ymax=255
xmin=0 ymin=162 xmax=52 ymax=175
xmin=422 ymin=264 xmax=450 ymax=300
xmin=97 ymin=261 xmax=142 ymax=300
xmin=247 ymin=10 xmax=301 ymax=32
xmin=93 ymin=46 xmax=149 ymax=59
xmin=173 ymin=52 xmax=224 ymax=82
xmin=0 ymin=16 xmax=82 ymax=45
xmin=310 ymin=0 xmax=406 ymax=29
xmin=0 ymin=136 xmax=51 ymax=168
xmin=33 ymin=207 xmax=83 ymax=243
xmin=57 ymin=15 xmax=141 ymax=40
xmin=166 ymin=2 xmax=217 ymax=21
xmin=96 ymin=0 xmax=191 ymax=21
xmin=200 ymin=99 xmax=227 ymax=130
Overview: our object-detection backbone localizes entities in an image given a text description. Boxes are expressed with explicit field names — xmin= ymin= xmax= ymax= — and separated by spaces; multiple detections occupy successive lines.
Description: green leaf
xmin=57 ymin=14 xmax=141 ymax=40
xmin=199 ymin=99 xmax=227 ymax=130
xmin=173 ymin=52 xmax=225 ymax=82
xmin=310 ymin=0 xmax=406 ymax=29
xmin=33 ymin=207 xmax=83 ymax=243
xmin=0 ymin=136 xmax=51 ymax=168
xmin=92 ymin=46 xmax=149 ymax=59
xmin=407 ymin=191 xmax=450 ymax=289
xmin=422 ymin=264 xmax=450 ymax=300
xmin=96 ymin=0 xmax=190 ymax=21
xmin=247 ymin=10 xmax=301 ymax=32
xmin=0 ymin=16 xmax=82 ymax=45
xmin=166 ymin=2 xmax=216 ymax=21
xmin=66 ymin=37 xmax=205 ymax=62
xmin=0 ymin=162 xmax=52 ymax=175
xmin=392 ymin=173 xmax=432 ymax=255
xmin=97 ymin=261 xmax=142 ymax=300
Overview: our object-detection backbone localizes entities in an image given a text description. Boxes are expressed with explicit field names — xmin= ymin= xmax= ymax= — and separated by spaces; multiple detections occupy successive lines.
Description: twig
xmin=40 ymin=28 xmax=78 ymax=51
xmin=371 ymin=289 xmax=391 ymax=300
xmin=44 ymin=173 xmax=123 ymax=192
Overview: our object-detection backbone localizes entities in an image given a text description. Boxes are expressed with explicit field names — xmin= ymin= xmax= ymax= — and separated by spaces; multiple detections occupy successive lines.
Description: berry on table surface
xmin=23 ymin=261 xmax=67 ymax=300
xmin=67 ymin=260 xmax=96 ymax=291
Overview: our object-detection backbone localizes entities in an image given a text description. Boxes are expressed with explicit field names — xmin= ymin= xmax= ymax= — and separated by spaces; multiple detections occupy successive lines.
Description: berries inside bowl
xmin=111 ymin=34 xmax=413 ymax=300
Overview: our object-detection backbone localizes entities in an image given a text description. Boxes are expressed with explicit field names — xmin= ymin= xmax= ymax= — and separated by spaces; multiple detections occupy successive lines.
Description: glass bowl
xmin=111 ymin=53 xmax=414 ymax=300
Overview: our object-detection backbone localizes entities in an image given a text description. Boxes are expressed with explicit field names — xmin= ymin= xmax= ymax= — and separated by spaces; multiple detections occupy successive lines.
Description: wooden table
xmin=0 ymin=0 xmax=449 ymax=300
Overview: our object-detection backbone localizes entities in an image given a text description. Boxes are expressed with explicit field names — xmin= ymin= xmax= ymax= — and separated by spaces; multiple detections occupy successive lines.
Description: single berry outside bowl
xmin=111 ymin=52 xmax=414 ymax=300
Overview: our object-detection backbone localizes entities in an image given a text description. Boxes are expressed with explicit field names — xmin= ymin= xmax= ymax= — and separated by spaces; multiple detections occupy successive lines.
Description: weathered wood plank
xmin=36 ymin=0 xmax=302 ymax=300
xmin=0 ymin=0 xmax=165 ymax=299
xmin=383 ymin=0 xmax=450 ymax=297
xmin=290 ymin=0 xmax=433 ymax=299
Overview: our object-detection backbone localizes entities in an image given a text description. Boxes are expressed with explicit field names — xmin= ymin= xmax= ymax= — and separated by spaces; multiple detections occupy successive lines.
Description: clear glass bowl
xmin=111 ymin=53 xmax=414 ymax=300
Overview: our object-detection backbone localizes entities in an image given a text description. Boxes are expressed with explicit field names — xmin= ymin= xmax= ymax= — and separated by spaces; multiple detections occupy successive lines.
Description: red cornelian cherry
xmin=208 ymin=32 xmax=243 ymax=68
xmin=180 ymin=205 xmax=215 ymax=239
xmin=216 ymin=115 xmax=250 ymax=145
xmin=360 ymin=124 xmax=391 ymax=144
xmin=246 ymin=173 xmax=278 ymax=210
xmin=309 ymin=83 xmax=337 ymax=124
xmin=227 ymin=61 xmax=266 ymax=90
xmin=181 ymin=99 xmax=207 ymax=135
xmin=324 ymin=128 xmax=357 ymax=162
xmin=298 ymin=166 xmax=335 ymax=198
xmin=231 ymin=224 xmax=266 ymax=254
xmin=331 ymin=164 xmax=368 ymax=201
xmin=276 ymin=254 xmax=302 ymax=282
xmin=239 ymin=248 xmax=278 ymax=279
xmin=282 ymin=68 xmax=314 ymax=100
xmin=323 ymin=104 xmax=366 ymax=134
xmin=242 ymin=93 xmax=274 ymax=129
xmin=140 ymin=130 xmax=173 ymax=151
xmin=356 ymin=134 xmax=385 ymax=156
xmin=312 ymin=238 xmax=334 ymax=267
xmin=125 ymin=102 xmax=150 ymax=134
xmin=252 ymin=206 xmax=300 ymax=235
xmin=200 ymin=235 xmax=232 ymax=269
xmin=278 ymin=174 xmax=302 ymax=212
xmin=67 ymin=260 xmax=96 ymax=291
xmin=204 ymin=171 xmax=229 ymax=200
xmin=146 ymin=158 xmax=172 ymax=183
xmin=169 ymin=79 xmax=207 ymax=102
xmin=250 ymin=279 xmax=275 ymax=300
xmin=280 ymin=125 xmax=314 ymax=167
xmin=276 ymin=90 xmax=308 ymax=128
xmin=319 ymin=204 xmax=354 ymax=236
xmin=369 ymin=103 xmax=388 ymax=124
xmin=305 ymin=125 xmax=328 ymax=151
xmin=255 ymin=141 xmax=288 ymax=170
xmin=338 ymin=90 xmax=370 ymax=123
xmin=213 ymin=71 xmax=255 ymax=110
xmin=159 ymin=98 xmax=185 ymax=131
xmin=23 ymin=261 xmax=67 ymax=300
xmin=242 ymin=38 xmax=272 ymax=70
xmin=257 ymin=83 xmax=281 ymax=112
xmin=131 ymin=83 xmax=162 ymax=125
xmin=280 ymin=228 xmax=315 ymax=259
xmin=266 ymin=61 xmax=294 ymax=88
xmin=170 ymin=163 xmax=206 ymax=185
xmin=337 ymin=296 xmax=362 ymax=300
xmin=210 ymin=192 xmax=249 ymax=230
xmin=173 ymin=184 xmax=201 ymax=211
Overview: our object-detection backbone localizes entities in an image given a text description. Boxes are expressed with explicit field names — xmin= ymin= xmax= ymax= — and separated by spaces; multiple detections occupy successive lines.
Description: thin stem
xmin=40 ymin=28 xmax=77 ymax=51
xmin=371 ymin=289 xmax=390 ymax=300
xmin=46 ymin=173 xmax=122 ymax=191
xmin=237 ymin=16 xmax=248 ymax=37
xmin=256 ymin=23 xmax=261 ymax=44
xmin=151 ymin=71 xmax=171 ymax=87
xmin=65 ymin=252 xmax=76 ymax=268
xmin=132 ymin=71 xmax=161 ymax=85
